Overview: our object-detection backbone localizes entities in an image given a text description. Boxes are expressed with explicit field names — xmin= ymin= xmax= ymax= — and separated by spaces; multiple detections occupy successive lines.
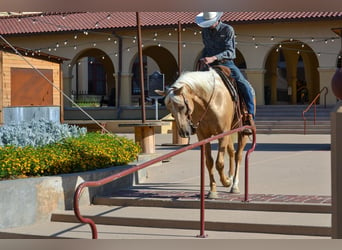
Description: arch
xmin=68 ymin=48 xmax=116 ymax=106
xmin=130 ymin=46 xmax=178 ymax=98
xmin=235 ymin=49 xmax=247 ymax=69
xmin=264 ymin=40 xmax=319 ymax=105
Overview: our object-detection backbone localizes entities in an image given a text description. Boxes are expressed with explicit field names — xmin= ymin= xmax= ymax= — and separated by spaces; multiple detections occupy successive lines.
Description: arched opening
xmin=69 ymin=48 xmax=115 ymax=107
xmin=235 ymin=49 xmax=247 ymax=69
xmin=130 ymin=46 xmax=178 ymax=103
xmin=264 ymin=40 xmax=319 ymax=105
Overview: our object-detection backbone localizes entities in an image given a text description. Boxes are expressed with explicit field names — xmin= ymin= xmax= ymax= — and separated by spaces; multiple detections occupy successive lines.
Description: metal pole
xmin=113 ymin=32 xmax=123 ymax=119
xmin=314 ymin=103 xmax=316 ymax=125
xmin=75 ymin=63 xmax=79 ymax=100
xmin=178 ymin=21 xmax=182 ymax=76
xmin=244 ymin=127 xmax=257 ymax=202
xmin=136 ymin=12 xmax=146 ymax=123
xmin=197 ymin=144 xmax=207 ymax=238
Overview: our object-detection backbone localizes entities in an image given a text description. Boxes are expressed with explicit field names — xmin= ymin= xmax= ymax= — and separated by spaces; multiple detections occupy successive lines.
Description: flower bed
xmin=0 ymin=119 xmax=141 ymax=180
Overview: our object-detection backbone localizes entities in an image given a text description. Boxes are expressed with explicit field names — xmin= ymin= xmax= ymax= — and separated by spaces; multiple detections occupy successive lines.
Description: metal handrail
xmin=302 ymin=87 xmax=328 ymax=135
xmin=73 ymin=126 xmax=256 ymax=239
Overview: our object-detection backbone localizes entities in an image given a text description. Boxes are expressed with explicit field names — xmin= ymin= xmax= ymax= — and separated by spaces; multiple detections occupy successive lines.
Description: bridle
xmin=181 ymin=71 xmax=216 ymax=132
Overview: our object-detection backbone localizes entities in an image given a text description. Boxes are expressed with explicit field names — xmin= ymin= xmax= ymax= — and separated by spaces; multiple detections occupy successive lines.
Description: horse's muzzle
xmin=178 ymin=124 xmax=196 ymax=138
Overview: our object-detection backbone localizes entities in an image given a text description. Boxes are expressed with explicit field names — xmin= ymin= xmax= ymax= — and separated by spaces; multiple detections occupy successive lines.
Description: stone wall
xmin=0 ymin=164 xmax=147 ymax=229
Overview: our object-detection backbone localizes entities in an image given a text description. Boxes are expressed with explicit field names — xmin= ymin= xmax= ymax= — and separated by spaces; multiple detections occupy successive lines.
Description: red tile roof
xmin=0 ymin=12 xmax=341 ymax=35
xmin=0 ymin=42 xmax=69 ymax=63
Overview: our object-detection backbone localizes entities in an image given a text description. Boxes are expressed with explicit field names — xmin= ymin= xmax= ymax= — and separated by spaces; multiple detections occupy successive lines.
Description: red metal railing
xmin=302 ymin=87 xmax=328 ymax=135
xmin=73 ymin=125 xmax=256 ymax=239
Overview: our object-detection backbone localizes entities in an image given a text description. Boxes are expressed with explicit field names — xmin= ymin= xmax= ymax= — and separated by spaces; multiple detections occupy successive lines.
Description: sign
xmin=148 ymin=71 xmax=164 ymax=97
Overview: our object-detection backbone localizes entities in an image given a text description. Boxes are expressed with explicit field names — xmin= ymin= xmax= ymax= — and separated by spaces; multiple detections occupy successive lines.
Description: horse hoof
xmin=230 ymin=187 xmax=240 ymax=194
xmin=207 ymin=191 xmax=219 ymax=199
xmin=223 ymin=179 xmax=232 ymax=188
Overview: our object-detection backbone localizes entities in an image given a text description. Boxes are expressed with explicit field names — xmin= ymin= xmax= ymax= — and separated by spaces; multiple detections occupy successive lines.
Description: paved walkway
xmin=0 ymin=133 xmax=332 ymax=239
xmin=136 ymin=133 xmax=331 ymax=197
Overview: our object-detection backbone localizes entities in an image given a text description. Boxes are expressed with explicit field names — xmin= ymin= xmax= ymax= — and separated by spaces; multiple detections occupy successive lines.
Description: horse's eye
xmin=178 ymin=106 xmax=186 ymax=113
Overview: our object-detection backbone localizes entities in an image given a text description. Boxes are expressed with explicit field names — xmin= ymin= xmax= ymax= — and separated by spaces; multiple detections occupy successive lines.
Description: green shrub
xmin=0 ymin=132 xmax=141 ymax=180
xmin=0 ymin=119 xmax=87 ymax=147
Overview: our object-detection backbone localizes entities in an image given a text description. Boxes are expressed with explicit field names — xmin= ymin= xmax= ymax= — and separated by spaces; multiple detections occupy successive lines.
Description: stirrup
xmin=242 ymin=128 xmax=253 ymax=135
xmin=242 ymin=115 xmax=255 ymax=135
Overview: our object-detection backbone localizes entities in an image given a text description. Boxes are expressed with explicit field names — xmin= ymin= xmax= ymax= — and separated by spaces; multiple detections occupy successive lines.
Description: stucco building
xmin=0 ymin=12 xmax=341 ymax=120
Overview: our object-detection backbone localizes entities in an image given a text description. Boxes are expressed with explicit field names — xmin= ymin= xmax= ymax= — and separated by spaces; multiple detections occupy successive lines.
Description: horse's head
xmin=155 ymin=86 xmax=196 ymax=138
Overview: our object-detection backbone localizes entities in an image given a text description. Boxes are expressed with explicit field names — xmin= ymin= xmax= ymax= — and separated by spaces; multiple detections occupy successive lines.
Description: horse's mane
xmin=172 ymin=68 xmax=218 ymax=93
xmin=165 ymin=68 xmax=219 ymax=105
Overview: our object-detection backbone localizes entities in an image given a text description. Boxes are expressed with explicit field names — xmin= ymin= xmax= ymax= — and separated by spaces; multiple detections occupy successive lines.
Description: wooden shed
xmin=0 ymin=44 xmax=68 ymax=124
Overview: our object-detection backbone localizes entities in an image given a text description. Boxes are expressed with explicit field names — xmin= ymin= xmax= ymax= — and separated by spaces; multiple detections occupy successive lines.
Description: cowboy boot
xmin=243 ymin=114 xmax=255 ymax=135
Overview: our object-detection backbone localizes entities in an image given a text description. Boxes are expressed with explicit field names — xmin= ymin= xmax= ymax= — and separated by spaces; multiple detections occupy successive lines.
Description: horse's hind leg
xmin=231 ymin=133 xmax=249 ymax=194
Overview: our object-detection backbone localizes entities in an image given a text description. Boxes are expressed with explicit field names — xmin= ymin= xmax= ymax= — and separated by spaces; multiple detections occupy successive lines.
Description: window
xmin=88 ymin=57 xmax=106 ymax=95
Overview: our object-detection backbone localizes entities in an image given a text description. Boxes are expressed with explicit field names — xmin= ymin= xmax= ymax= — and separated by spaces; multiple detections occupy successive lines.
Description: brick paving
xmin=113 ymin=189 xmax=331 ymax=204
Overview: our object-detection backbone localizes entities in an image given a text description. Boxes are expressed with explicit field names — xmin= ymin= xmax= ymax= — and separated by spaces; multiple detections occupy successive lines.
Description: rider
xmin=195 ymin=12 xmax=256 ymax=133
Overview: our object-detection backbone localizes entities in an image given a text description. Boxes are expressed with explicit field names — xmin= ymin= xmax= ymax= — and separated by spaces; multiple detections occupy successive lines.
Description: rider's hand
xmin=201 ymin=56 xmax=217 ymax=65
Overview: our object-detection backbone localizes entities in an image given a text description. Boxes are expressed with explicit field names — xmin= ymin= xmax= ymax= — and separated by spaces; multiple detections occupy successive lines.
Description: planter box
xmin=0 ymin=164 xmax=147 ymax=229
xmin=3 ymin=106 xmax=60 ymax=124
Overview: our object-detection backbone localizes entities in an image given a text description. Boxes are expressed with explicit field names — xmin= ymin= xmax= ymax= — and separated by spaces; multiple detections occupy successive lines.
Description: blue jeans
xmin=220 ymin=60 xmax=255 ymax=118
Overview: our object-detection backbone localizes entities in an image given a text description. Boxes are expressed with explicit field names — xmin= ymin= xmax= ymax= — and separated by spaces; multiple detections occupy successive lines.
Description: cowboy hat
xmin=195 ymin=12 xmax=223 ymax=28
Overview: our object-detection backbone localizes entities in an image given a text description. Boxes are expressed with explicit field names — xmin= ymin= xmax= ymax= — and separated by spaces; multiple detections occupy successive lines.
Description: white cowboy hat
xmin=195 ymin=12 xmax=223 ymax=28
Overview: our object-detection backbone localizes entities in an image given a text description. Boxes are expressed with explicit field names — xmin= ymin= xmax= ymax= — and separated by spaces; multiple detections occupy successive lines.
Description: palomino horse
xmin=156 ymin=67 xmax=251 ymax=198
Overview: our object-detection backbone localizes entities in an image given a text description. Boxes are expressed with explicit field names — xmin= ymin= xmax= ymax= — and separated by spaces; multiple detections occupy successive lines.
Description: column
xmin=285 ymin=53 xmax=298 ymax=104
xmin=331 ymin=101 xmax=342 ymax=238
xmin=244 ymin=69 xmax=266 ymax=105
xmin=318 ymin=67 xmax=338 ymax=105
xmin=62 ymin=74 xmax=73 ymax=108
xmin=120 ymin=72 xmax=133 ymax=106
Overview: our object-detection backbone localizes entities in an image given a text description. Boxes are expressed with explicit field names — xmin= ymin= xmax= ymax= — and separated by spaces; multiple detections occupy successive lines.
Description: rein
xmin=185 ymin=72 xmax=216 ymax=131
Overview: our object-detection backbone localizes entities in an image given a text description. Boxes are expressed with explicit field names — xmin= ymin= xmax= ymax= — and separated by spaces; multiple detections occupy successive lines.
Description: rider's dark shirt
xmin=201 ymin=21 xmax=236 ymax=61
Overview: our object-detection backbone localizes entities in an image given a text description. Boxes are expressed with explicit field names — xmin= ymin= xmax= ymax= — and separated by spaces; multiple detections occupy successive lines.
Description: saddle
xmin=211 ymin=65 xmax=249 ymax=129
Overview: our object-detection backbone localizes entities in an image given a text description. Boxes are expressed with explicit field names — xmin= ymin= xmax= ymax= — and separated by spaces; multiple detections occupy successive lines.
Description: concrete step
xmin=256 ymin=106 xmax=332 ymax=119
xmin=256 ymin=117 xmax=330 ymax=121
xmin=252 ymin=105 xmax=332 ymax=134
xmin=50 ymin=200 xmax=331 ymax=238
xmin=256 ymin=121 xmax=330 ymax=127
xmin=0 ymin=206 xmax=330 ymax=239
xmin=2 ymin=194 xmax=331 ymax=239
xmin=256 ymin=104 xmax=334 ymax=111
xmin=255 ymin=121 xmax=330 ymax=134
xmin=47 ymin=189 xmax=332 ymax=238
xmin=256 ymin=129 xmax=330 ymax=135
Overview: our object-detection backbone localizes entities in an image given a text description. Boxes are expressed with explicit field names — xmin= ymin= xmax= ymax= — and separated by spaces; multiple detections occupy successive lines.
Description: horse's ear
xmin=154 ymin=89 xmax=166 ymax=96
xmin=173 ymin=86 xmax=183 ymax=96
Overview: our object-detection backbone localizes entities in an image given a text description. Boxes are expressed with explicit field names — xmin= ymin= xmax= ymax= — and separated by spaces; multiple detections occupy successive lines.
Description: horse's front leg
xmin=203 ymin=142 xmax=218 ymax=199
xmin=232 ymin=133 xmax=249 ymax=194
xmin=226 ymin=136 xmax=236 ymax=189
xmin=216 ymin=137 xmax=232 ymax=189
